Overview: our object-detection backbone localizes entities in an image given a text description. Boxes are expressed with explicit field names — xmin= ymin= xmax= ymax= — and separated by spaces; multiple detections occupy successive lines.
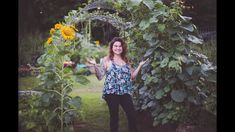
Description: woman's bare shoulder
xmin=102 ymin=56 xmax=110 ymax=62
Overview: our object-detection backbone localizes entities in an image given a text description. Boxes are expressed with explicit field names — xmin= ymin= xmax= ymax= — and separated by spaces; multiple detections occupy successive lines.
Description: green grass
xmin=72 ymin=75 xmax=105 ymax=92
xmin=18 ymin=76 xmax=40 ymax=90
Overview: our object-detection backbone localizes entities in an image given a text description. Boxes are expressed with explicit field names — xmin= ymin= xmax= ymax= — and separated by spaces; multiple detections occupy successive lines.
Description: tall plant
xmin=36 ymin=20 xmax=89 ymax=131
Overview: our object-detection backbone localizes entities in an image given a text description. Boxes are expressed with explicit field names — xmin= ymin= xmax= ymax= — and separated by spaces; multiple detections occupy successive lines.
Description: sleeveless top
xmin=102 ymin=61 xmax=132 ymax=98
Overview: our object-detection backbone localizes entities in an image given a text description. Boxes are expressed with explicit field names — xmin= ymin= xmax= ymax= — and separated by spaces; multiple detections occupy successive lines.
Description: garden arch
xmin=64 ymin=1 xmax=133 ymax=45
xmin=35 ymin=1 xmax=216 ymax=131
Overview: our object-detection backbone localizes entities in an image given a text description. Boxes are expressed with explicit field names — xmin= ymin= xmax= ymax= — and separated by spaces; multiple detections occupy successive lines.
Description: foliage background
xmin=19 ymin=0 xmax=216 ymax=66
xmin=18 ymin=0 xmax=216 ymax=131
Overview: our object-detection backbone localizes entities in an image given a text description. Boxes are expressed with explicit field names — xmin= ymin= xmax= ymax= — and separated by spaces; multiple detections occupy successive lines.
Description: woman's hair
xmin=108 ymin=37 xmax=129 ymax=64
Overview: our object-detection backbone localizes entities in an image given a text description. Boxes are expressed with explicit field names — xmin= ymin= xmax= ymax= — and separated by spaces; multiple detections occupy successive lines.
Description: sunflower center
xmin=63 ymin=28 xmax=74 ymax=36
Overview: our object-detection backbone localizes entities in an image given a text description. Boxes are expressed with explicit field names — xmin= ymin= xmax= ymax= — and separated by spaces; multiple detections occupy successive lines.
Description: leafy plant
xmin=36 ymin=15 xmax=89 ymax=131
xmin=114 ymin=0 xmax=216 ymax=126
xmin=19 ymin=94 xmax=46 ymax=131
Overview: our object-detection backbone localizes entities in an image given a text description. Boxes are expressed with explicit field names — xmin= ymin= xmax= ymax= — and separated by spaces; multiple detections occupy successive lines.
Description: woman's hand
xmin=131 ymin=58 xmax=149 ymax=80
xmin=86 ymin=58 xmax=97 ymax=65
xmin=64 ymin=61 xmax=75 ymax=67
xmin=139 ymin=58 xmax=149 ymax=67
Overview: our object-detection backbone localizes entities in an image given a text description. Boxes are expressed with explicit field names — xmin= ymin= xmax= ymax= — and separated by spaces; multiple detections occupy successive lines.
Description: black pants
xmin=104 ymin=94 xmax=138 ymax=132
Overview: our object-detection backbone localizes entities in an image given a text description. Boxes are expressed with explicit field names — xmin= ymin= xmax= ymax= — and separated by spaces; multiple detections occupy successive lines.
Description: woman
xmin=87 ymin=37 xmax=148 ymax=132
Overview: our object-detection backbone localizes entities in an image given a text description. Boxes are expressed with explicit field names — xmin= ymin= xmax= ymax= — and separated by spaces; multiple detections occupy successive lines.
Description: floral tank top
xmin=102 ymin=61 xmax=132 ymax=98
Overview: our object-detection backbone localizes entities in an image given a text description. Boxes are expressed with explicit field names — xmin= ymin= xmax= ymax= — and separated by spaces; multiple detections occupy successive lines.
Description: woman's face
xmin=112 ymin=41 xmax=123 ymax=55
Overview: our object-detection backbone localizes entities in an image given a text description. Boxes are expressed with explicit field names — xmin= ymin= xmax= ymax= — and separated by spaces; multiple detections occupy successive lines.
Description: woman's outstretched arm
xmin=130 ymin=58 xmax=149 ymax=80
xmin=87 ymin=58 xmax=107 ymax=80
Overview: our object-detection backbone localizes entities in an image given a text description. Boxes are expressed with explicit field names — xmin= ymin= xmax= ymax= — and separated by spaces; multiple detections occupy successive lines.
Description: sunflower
xmin=95 ymin=40 xmax=100 ymax=47
xmin=60 ymin=26 xmax=76 ymax=40
xmin=55 ymin=23 xmax=63 ymax=29
xmin=50 ymin=28 xmax=56 ymax=34
xmin=46 ymin=37 xmax=52 ymax=44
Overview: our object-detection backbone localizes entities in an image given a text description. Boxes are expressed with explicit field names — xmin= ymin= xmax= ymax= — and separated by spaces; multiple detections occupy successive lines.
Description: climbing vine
xmin=113 ymin=0 xmax=216 ymax=126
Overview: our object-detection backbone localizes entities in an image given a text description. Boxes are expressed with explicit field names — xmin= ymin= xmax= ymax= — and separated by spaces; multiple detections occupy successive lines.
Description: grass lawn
xmin=18 ymin=76 xmax=41 ymax=90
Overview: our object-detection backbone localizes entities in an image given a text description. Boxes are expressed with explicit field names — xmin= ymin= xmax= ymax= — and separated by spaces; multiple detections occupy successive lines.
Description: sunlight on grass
xmin=74 ymin=74 xmax=104 ymax=88
xmin=72 ymin=74 xmax=105 ymax=93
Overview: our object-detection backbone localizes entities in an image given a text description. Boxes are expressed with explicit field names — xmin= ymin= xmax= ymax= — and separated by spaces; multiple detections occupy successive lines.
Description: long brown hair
xmin=108 ymin=37 xmax=129 ymax=64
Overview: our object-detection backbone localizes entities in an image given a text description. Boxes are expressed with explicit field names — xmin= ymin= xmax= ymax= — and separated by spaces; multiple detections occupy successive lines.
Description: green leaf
xmin=177 ymin=73 xmax=188 ymax=81
xmin=68 ymin=96 xmax=81 ymax=109
xmin=164 ymin=85 xmax=171 ymax=92
xmin=168 ymin=60 xmax=179 ymax=68
xmin=63 ymin=67 xmax=73 ymax=74
xmin=179 ymin=15 xmax=192 ymax=21
xmin=170 ymin=90 xmax=187 ymax=102
xmin=187 ymin=96 xmax=199 ymax=105
xmin=139 ymin=19 xmax=150 ymax=30
xmin=75 ymin=67 xmax=89 ymax=75
xmin=141 ymin=73 xmax=148 ymax=80
xmin=187 ymin=34 xmax=203 ymax=44
xmin=144 ymin=75 xmax=153 ymax=85
xmin=46 ymin=112 xmax=57 ymax=125
xmin=64 ymin=114 xmax=72 ymax=124
xmin=168 ymin=78 xmax=177 ymax=84
xmin=158 ymin=112 xmax=167 ymax=119
xmin=143 ymin=0 xmax=154 ymax=10
xmin=139 ymin=86 xmax=147 ymax=94
xmin=144 ymin=48 xmax=155 ymax=57
xmin=130 ymin=0 xmax=143 ymax=6
xmin=143 ymin=32 xmax=155 ymax=41
xmin=71 ymin=51 xmax=80 ymax=60
xmin=185 ymin=66 xmax=194 ymax=75
xmin=152 ymin=76 xmax=159 ymax=83
xmin=149 ymin=16 xmax=158 ymax=23
xmin=162 ymin=118 xmax=169 ymax=124
xmin=180 ymin=23 xmax=194 ymax=32
xmin=155 ymin=89 xmax=165 ymax=99
xmin=141 ymin=104 xmax=148 ymax=109
xmin=160 ymin=57 xmax=169 ymax=68
xmin=206 ymin=71 xmax=216 ymax=83
xmin=151 ymin=69 xmax=157 ymax=75
xmin=157 ymin=24 xmax=165 ymax=32
xmin=149 ymin=39 xmax=159 ymax=47
xmin=58 ymin=50 xmax=70 ymax=56
xmin=177 ymin=33 xmax=185 ymax=44
xmin=168 ymin=60 xmax=181 ymax=72
xmin=26 ymin=122 xmax=36 ymax=129
xmin=164 ymin=101 xmax=173 ymax=109
xmin=147 ymin=101 xmax=155 ymax=107
xmin=42 ymin=93 xmax=50 ymax=103
xmin=73 ymin=75 xmax=89 ymax=85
